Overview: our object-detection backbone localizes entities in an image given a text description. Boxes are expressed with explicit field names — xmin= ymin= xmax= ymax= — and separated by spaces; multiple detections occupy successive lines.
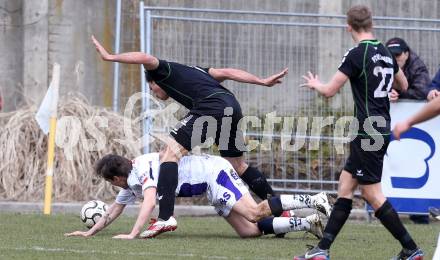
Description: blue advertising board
xmin=368 ymin=101 xmax=440 ymax=214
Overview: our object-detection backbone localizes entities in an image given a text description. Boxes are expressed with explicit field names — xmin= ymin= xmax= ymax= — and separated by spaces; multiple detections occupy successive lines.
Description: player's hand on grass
xmin=64 ymin=231 xmax=92 ymax=237
xmin=91 ymin=35 xmax=111 ymax=61
xmin=389 ymin=89 xmax=399 ymax=102
xmin=301 ymin=71 xmax=321 ymax=89
xmin=112 ymin=234 xmax=136 ymax=240
xmin=262 ymin=68 xmax=288 ymax=87
xmin=392 ymin=120 xmax=411 ymax=140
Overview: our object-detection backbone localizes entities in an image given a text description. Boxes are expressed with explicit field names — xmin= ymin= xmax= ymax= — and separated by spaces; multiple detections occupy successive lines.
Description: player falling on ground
xmin=291 ymin=5 xmax=423 ymax=260
xmin=91 ymin=36 xmax=288 ymax=236
xmin=64 ymin=153 xmax=331 ymax=240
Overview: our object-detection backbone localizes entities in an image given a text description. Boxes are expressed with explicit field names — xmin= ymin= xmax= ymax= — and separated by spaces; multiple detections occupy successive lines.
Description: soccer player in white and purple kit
xmin=65 ymin=153 xmax=331 ymax=240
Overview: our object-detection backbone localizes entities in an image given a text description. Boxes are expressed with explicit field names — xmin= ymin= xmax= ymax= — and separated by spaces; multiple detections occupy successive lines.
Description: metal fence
xmin=136 ymin=4 xmax=440 ymax=194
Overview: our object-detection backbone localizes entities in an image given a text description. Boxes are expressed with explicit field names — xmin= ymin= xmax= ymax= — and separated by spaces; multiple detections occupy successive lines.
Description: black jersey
xmin=338 ymin=39 xmax=399 ymax=134
xmin=146 ymin=60 xmax=233 ymax=109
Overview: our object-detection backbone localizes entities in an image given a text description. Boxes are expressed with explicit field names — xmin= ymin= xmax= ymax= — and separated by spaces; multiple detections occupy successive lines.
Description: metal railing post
xmin=139 ymin=1 xmax=149 ymax=154
xmin=112 ymin=0 xmax=121 ymax=112
xmin=144 ymin=9 xmax=152 ymax=154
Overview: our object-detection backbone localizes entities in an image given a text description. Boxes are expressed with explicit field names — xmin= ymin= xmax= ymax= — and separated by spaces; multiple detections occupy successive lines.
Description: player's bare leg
xmin=225 ymin=210 xmax=261 ymax=238
xmin=359 ymin=182 xmax=385 ymax=210
xmin=228 ymin=193 xmax=270 ymax=222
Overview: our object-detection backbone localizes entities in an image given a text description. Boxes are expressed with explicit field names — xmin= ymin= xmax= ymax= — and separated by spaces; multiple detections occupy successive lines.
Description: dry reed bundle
xmin=0 ymin=93 xmax=142 ymax=202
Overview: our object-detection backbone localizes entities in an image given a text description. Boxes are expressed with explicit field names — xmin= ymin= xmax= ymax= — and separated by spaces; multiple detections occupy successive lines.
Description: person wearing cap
xmin=426 ymin=68 xmax=440 ymax=101
xmin=386 ymin=37 xmax=430 ymax=101
xmin=387 ymin=37 xmax=432 ymax=226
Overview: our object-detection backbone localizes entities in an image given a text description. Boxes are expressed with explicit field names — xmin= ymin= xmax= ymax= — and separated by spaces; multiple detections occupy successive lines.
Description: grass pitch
xmin=0 ymin=213 xmax=438 ymax=259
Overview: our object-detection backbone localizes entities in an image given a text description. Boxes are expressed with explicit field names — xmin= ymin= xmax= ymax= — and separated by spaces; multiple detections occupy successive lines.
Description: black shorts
xmin=343 ymin=134 xmax=390 ymax=185
xmin=170 ymin=94 xmax=245 ymax=158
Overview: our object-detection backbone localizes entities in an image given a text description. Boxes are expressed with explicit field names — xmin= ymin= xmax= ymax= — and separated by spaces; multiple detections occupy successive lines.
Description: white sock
xmin=273 ymin=217 xmax=310 ymax=234
xmin=280 ymin=194 xmax=313 ymax=210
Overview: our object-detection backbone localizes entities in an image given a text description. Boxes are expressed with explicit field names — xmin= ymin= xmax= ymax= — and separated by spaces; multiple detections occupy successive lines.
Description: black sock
xmin=318 ymin=198 xmax=352 ymax=250
xmin=375 ymin=200 xmax=417 ymax=251
xmin=157 ymin=162 xmax=178 ymax=221
xmin=267 ymin=197 xmax=283 ymax=217
xmin=240 ymin=166 xmax=274 ymax=200
xmin=257 ymin=217 xmax=275 ymax=235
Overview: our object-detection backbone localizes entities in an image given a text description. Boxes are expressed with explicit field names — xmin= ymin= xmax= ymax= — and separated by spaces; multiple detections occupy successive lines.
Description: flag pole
xmin=42 ymin=63 xmax=60 ymax=215
xmin=43 ymin=116 xmax=57 ymax=214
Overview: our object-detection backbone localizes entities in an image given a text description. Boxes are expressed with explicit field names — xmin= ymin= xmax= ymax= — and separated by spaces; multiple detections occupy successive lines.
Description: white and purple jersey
xmin=115 ymin=153 xmax=248 ymax=217
xmin=115 ymin=153 xmax=161 ymax=205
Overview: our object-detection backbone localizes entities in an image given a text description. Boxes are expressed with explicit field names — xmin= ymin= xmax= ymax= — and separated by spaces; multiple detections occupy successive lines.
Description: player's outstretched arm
xmin=392 ymin=68 xmax=408 ymax=92
xmin=113 ymin=187 xmax=156 ymax=240
xmin=91 ymin=35 xmax=159 ymax=70
xmin=64 ymin=202 xmax=125 ymax=238
xmin=208 ymin=67 xmax=288 ymax=87
xmin=301 ymin=70 xmax=348 ymax=97
xmin=393 ymin=97 xmax=440 ymax=140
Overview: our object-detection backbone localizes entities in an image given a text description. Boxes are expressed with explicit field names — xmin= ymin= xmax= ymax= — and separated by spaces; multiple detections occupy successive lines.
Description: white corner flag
xmin=36 ymin=63 xmax=61 ymax=135
xmin=35 ymin=63 xmax=61 ymax=215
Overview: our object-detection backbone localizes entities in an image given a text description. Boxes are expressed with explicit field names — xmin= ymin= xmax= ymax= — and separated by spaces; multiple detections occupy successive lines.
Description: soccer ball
xmin=80 ymin=200 xmax=108 ymax=228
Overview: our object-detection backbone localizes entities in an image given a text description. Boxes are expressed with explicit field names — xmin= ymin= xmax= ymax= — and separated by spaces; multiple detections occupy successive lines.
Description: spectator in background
xmin=386 ymin=37 xmax=430 ymax=101
xmin=386 ymin=37 xmax=431 ymax=225
xmin=426 ymin=67 xmax=440 ymax=101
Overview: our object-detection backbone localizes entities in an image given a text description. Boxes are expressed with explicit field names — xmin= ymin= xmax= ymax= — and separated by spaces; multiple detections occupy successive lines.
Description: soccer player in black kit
xmin=91 ymin=35 xmax=288 ymax=237
xmin=295 ymin=5 xmax=423 ymax=260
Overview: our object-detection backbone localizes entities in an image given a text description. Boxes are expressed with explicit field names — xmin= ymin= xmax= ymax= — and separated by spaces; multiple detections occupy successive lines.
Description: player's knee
xmin=360 ymin=186 xmax=374 ymax=202
xmin=226 ymin=158 xmax=247 ymax=175
xmin=161 ymin=144 xmax=185 ymax=162
xmin=237 ymin=230 xmax=260 ymax=238
xmin=338 ymin=190 xmax=355 ymax=199
xmin=243 ymin=206 xmax=260 ymax=223
xmin=161 ymin=150 xmax=179 ymax=162
xmin=236 ymin=229 xmax=251 ymax=238
xmin=360 ymin=189 xmax=385 ymax=209
xmin=232 ymin=159 xmax=248 ymax=176
xmin=237 ymin=232 xmax=248 ymax=238
xmin=338 ymin=184 xmax=355 ymax=197
xmin=236 ymin=162 xmax=248 ymax=176
xmin=243 ymin=213 xmax=258 ymax=223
